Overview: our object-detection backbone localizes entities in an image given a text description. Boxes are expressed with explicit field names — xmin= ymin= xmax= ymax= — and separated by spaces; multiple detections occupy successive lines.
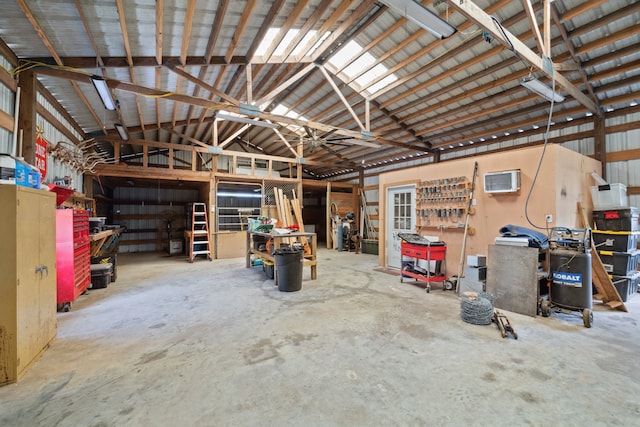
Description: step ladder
xmin=189 ymin=202 xmax=212 ymax=262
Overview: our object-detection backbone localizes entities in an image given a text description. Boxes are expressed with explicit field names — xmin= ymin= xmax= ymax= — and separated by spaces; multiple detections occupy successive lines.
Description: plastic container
xmin=92 ymin=254 xmax=117 ymax=282
xmin=252 ymin=234 xmax=268 ymax=250
xmin=610 ymin=271 xmax=640 ymax=302
xmin=592 ymin=207 xmax=639 ymax=232
xmin=263 ymin=260 xmax=274 ymax=280
xmin=590 ymin=183 xmax=627 ymax=210
xmin=0 ymin=154 xmax=16 ymax=184
xmin=90 ymin=263 xmax=112 ymax=289
xmin=169 ymin=239 xmax=183 ymax=255
xmin=592 ymin=230 xmax=639 ymax=253
xmin=274 ymin=248 xmax=303 ymax=292
xmin=598 ymin=250 xmax=640 ymax=276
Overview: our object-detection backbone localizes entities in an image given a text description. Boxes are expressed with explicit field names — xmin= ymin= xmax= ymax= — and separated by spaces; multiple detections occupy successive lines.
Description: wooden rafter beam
xmin=155 ymin=67 xmax=162 ymax=138
xmin=35 ymin=66 xmax=426 ymax=151
xmin=521 ymin=0 xmax=545 ymax=55
xmin=179 ymin=0 xmax=228 ymax=145
xmin=96 ymin=135 xmax=352 ymax=169
xmin=569 ymin=2 xmax=640 ymax=39
xmin=311 ymin=0 xmax=377 ymax=64
xmin=74 ymin=0 xmax=104 ymax=69
xmin=259 ymin=0 xmax=308 ymax=63
xmin=255 ymin=63 xmax=316 ymax=107
xmin=116 ymin=0 xmax=133 ymax=66
xmin=318 ymin=65 xmax=365 ymax=131
xmin=180 ymin=0 xmax=197 ymax=66
xmin=270 ymin=126 xmax=300 ymax=158
xmin=559 ymin=0 xmax=610 ymax=22
xmin=280 ymin=0 xmax=332 ymax=62
xmin=245 ymin=0 xmax=286 ymax=63
xmin=165 ymin=63 xmax=240 ymax=105
xmin=446 ymin=0 xmax=599 ymax=114
xmin=16 ymin=0 xmax=107 ymax=134
xmin=37 ymin=80 xmax=86 ymax=137
xmin=549 ymin=3 xmax=599 ymax=106
xmin=156 ymin=0 xmax=163 ymax=65
xmin=115 ymin=0 xmax=144 ymax=139
xmin=225 ymin=0 xmax=258 ymax=64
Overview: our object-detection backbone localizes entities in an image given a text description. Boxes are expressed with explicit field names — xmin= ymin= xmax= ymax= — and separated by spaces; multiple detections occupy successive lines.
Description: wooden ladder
xmin=577 ymin=202 xmax=627 ymax=312
xmin=189 ymin=202 xmax=212 ymax=262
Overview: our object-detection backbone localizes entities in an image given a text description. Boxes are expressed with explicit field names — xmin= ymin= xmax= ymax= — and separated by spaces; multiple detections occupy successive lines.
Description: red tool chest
xmin=56 ymin=209 xmax=90 ymax=311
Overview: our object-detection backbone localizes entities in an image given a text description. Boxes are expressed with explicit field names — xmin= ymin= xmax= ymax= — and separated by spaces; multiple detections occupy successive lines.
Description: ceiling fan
xmin=276 ymin=126 xmax=380 ymax=153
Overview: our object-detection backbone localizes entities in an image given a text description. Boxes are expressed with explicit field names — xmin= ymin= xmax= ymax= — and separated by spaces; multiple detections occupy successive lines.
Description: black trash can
xmin=274 ymin=248 xmax=303 ymax=292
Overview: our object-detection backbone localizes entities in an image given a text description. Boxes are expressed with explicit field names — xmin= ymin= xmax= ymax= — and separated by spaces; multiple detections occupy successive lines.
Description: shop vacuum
xmin=540 ymin=227 xmax=593 ymax=328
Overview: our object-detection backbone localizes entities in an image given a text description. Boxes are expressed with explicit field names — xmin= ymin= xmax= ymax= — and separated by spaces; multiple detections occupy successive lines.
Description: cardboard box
xmin=467 ymin=254 xmax=487 ymax=267
xmin=458 ymin=277 xmax=485 ymax=295
xmin=465 ymin=265 xmax=487 ymax=282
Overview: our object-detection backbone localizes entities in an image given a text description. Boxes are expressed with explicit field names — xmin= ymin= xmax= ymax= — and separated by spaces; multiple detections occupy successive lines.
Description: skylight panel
xmin=271 ymin=104 xmax=307 ymax=121
xmin=271 ymin=104 xmax=289 ymax=116
xmin=343 ymin=52 xmax=376 ymax=78
xmin=292 ymin=30 xmax=317 ymax=56
xmin=307 ymin=31 xmax=331 ymax=56
xmin=273 ymin=29 xmax=300 ymax=56
xmin=328 ymin=40 xmax=362 ymax=69
xmin=358 ymin=64 xmax=398 ymax=96
xmin=255 ymin=28 xmax=279 ymax=57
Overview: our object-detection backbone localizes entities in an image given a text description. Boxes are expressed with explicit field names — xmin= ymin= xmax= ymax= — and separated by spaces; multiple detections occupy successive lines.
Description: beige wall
xmin=378 ymin=145 xmax=602 ymax=274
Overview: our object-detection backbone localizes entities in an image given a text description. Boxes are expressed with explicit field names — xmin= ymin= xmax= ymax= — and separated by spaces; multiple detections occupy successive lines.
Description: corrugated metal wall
xmin=0 ymin=60 xmax=85 ymax=192
xmin=37 ymin=91 xmax=85 ymax=191
xmin=0 ymin=56 xmax=15 ymax=155
xmin=114 ymin=187 xmax=200 ymax=253
xmin=604 ymin=110 xmax=640 ymax=209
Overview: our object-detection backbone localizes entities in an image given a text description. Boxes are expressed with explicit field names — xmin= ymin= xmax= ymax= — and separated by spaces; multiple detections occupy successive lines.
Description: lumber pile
xmin=273 ymin=187 xmax=310 ymax=254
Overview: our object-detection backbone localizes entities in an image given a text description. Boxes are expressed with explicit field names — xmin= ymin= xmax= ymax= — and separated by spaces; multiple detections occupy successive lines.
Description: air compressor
xmin=541 ymin=227 xmax=593 ymax=328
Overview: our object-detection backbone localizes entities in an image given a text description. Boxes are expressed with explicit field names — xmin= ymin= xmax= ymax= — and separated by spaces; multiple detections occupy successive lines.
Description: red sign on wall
xmin=35 ymin=135 xmax=48 ymax=179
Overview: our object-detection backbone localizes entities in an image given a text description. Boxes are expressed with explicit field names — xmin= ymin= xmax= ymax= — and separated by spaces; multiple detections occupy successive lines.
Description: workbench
xmin=246 ymin=231 xmax=318 ymax=282
xmin=90 ymin=227 xmax=125 ymax=256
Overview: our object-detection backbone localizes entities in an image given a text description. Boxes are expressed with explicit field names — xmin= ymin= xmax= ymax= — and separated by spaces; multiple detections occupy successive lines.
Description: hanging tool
xmin=492 ymin=310 xmax=518 ymax=339
xmin=455 ymin=161 xmax=479 ymax=292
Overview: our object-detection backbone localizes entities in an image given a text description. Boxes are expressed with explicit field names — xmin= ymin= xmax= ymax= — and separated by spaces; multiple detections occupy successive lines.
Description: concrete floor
xmin=1 ymin=248 xmax=639 ymax=426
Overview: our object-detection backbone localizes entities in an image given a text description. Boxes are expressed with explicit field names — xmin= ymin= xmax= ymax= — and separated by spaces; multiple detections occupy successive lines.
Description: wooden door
xmin=14 ymin=188 xmax=56 ymax=379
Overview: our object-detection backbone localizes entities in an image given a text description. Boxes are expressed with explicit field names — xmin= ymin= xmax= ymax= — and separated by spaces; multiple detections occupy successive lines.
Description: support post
xmin=17 ymin=69 xmax=37 ymax=164
xmin=594 ymin=115 xmax=606 ymax=180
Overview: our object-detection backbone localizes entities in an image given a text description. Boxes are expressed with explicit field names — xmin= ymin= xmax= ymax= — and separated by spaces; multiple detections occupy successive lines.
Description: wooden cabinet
xmin=0 ymin=185 xmax=57 ymax=386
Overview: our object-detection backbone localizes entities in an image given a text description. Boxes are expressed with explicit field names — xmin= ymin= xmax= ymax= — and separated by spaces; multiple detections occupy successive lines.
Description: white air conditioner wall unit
xmin=484 ymin=169 xmax=521 ymax=194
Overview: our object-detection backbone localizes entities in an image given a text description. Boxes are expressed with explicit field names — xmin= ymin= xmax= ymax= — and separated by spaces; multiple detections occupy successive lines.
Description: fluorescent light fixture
xmin=520 ymin=76 xmax=565 ymax=102
xmin=380 ymin=0 xmax=457 ymax=39
xmin=91 ymin=76 xmax=116 ymax=110
xmin=215 ymin=112 xmax=278 ymax=129
xmin=114 ymin=123 xmax=129 ymax=141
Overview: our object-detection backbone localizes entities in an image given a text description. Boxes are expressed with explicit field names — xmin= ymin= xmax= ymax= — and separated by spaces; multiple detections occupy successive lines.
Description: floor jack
xmin=492 ymin=310 xmax=518 ymax=339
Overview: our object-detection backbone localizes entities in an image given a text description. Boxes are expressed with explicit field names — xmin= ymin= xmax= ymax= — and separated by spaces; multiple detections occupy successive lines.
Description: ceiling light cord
xmin=524 ymin=71 xmax=557 ymax=232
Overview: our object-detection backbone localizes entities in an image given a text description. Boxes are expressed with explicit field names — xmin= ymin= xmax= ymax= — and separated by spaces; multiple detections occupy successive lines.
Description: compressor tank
xmin=550 ymin=249 xmax=592 ymax=310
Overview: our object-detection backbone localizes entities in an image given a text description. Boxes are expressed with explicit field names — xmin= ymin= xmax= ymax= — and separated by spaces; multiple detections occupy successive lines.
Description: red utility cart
xmin=399 ymin=233 xmax=447 ymax=293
